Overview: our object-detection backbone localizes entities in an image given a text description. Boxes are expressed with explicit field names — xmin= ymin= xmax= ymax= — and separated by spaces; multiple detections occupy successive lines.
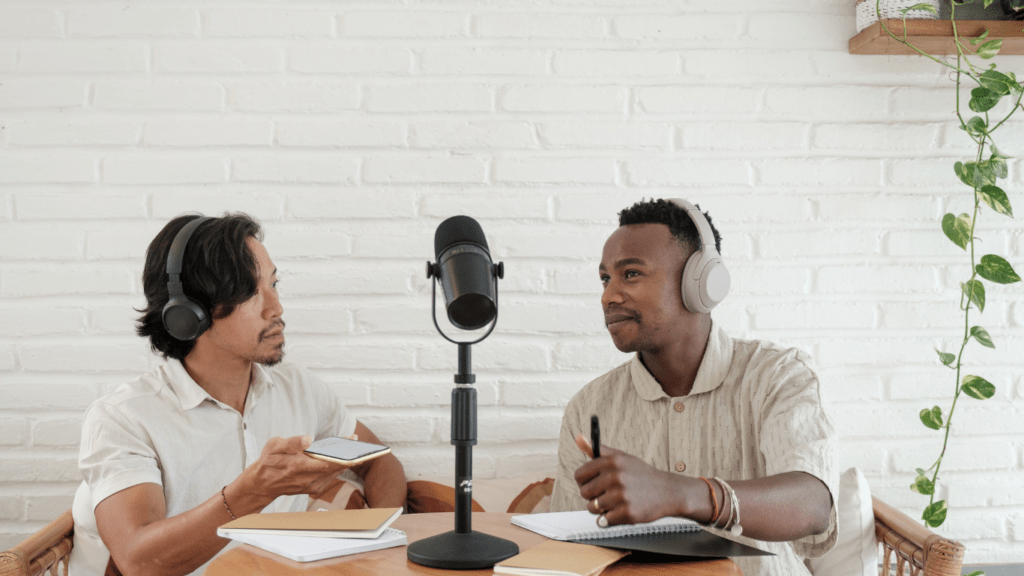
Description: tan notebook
xmin=217 ymin=507 xmax=402 ymax=540
xmin=493 ymin=540 xmax=629 ymax=576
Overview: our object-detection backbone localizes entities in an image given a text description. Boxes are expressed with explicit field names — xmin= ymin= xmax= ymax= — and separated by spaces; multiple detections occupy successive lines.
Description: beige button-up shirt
xmin=552 ymin=322 xmax=838 ymax=576
xmin=69 ymin=359 xmax=357 ymax=576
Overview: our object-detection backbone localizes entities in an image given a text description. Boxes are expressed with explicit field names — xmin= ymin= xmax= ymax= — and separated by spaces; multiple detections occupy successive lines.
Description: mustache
xmin=259 ymin=319 xmax=286 ymax=340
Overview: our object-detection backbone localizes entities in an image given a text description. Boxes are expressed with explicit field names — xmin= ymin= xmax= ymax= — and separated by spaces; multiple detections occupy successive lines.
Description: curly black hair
xmin=618 ymin=198 xmax=722 ymax=254
xmin=135 ymin=213 xmax=264 ymax=361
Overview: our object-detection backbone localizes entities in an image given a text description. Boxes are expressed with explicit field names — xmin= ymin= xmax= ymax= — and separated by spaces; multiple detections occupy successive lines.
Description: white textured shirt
xmin=552 ymin=322 xmax=838 ymax=576
xmin=69 ymin=359 xmax=357 ymax=576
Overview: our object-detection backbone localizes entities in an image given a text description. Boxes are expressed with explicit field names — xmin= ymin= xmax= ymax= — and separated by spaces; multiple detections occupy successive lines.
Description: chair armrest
xmin=0 ymin=510 xmax=74 ymax=576
xmin=872 ymin=497 xmax=964 ymax=576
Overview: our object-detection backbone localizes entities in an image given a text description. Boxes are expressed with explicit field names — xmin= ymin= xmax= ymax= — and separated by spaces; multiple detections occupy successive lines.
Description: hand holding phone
xmin=303 ymin=436 xmax=391 ymax=466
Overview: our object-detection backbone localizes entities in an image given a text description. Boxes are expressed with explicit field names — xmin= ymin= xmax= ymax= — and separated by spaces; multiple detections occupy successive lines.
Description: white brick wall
xmin=1 ymin=0 xmax=1022 ymax=563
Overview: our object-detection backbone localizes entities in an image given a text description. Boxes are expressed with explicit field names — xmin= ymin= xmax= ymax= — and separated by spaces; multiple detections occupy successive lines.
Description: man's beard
xmin=256 ymin=320 xmax=286 ymax=366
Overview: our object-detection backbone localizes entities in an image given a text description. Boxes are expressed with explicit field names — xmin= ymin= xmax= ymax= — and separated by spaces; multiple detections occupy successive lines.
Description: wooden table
xmin=205 ymin=512 xmax=742 ymax=576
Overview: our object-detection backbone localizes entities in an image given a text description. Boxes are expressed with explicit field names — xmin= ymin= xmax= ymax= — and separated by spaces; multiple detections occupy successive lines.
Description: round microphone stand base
xmin=406 ymin=529 xmax=519 ymax=569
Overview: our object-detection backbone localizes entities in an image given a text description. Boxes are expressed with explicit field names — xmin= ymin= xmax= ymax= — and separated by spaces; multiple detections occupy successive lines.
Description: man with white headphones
xmin=551 ymin=198 xmax=838 ymax=576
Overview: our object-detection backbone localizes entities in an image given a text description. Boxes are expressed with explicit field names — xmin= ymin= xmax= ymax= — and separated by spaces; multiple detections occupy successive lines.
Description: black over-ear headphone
xmin=162 ymin=215 xmax=214 ymax=341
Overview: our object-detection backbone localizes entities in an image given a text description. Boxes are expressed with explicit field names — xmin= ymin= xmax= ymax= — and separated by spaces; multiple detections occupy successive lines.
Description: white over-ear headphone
xmin=668 ymin=198 xmax=731 ymax=314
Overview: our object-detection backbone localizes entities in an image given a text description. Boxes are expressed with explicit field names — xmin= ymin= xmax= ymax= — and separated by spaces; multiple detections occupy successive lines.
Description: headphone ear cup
xmin=680 ymin=250 xmax=706 ymax=314
xmin=163 ymin=296 xmax=210 ymax=341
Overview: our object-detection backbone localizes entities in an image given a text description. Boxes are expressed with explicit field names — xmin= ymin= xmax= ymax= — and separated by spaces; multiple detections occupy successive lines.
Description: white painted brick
xmin=96 ymin=81 xmax=223 ymax=112
xmin=685 ymin=51 xmax=814 ymax=78
xmin=0 ymin=420 xmax=26 ymax=447
xmin=820 ymin=373 xmax=884 ymax=402
xmin=231 ymin=82 xmax=358 ymax=112
xmin=758 ymin=158 xmax=881 ymax=187
xmin=538 ymin=122 xmax=669 ymax=149
xmin=501 ymin=379 xmax=584 ymax=408
xmin=613 ymin=15 xmax=741 ymax=40
xmin=753 ymin=302 xmax=876 ymax=330
xmin=956 ymin=403 xmax=1024 ymax=436
xmin=626 ymin=159 xmax=751 ymax=186
xmin=552 ymin=50 xmax=677 ymax=77
xmin=728 ymin=265 xmax=812 ymax=296
xmin=155 ymin=43 xmax=283 ymax=73
xmin=1014 ymin=302 xmax=1024 ymax=328
xmin=0 ymin=9 xmax=62 ymax=38
xmin=476 ymin=13 xmax=606 ymax=39
xmin=552 ymin=342 xmax=631 ymax=373
xmin=19 ymin=43 xmax=147 ymax=73
xmin=818 ymin=337 xmax=932 ymax=367
xmin=747 ymin=14 xmax=849 ymax=49
xmin=411 ymin=122 xmax=535 ymax=149
xmin=283 ymin=266 xmax=411 ymax=296
xmin=420 ymin=193 xmax=549 ymax=220
xmin=760 ymin=229 xmax=881 ymax=258
xmin=289 ymin=45 xmax=411 ymax=74
xmin=0 ymin=346 xmax=15 ymax=371
xmin=498 ymin=301 xmax=602 ymax=335
xmin=6 ymin=120 xmax=138 ymax=147
xmin=2 ymin=267 xmax=134 ymax=296
xmin=263 ymin=230 xmax=352 ymax=261
xmin=89 ymin=305 xmax=141 ymax=336
xmin=339 ymin=12 xmax=467 ymax=38
xmin=0 ymin=496 xmax=22 ymax=520
xmin=818 ymin=265 xmax=940 ymax=294
xmin=68 ymin=8 xmax=198 ymax=37
xmin=358 ymin=416 xmax=434 ymax=443
xmin=880 ymin=301 xmax=975 ymax=331
xmin=0 ymin=226 xmax=81 ymax=260
xmin=152 ymin=191 xmax=284 ymax=221
xmin=354 ymin=304 xmax=432 ymax=335
xmin=104 ymin=156 xmax=226 ymax=185
xmin=0 ymin=81 xmax=88 ymax=109
xmin=277 ymin=120 xmax=406 ymax=148
xmin=496 ymin=158 xmax=614 ymax=185
xmin=683 ymin=194 xmax=813 ymax=225
xmin=765 ymin=87 xmax=889 ymax=120
xmin=417 ymin=342 xmax=549 ymax=372
xmin=810 ymin=52 xmax=946 ymax=82
xmin=887 ymin=230 xmax=958 ymax=258
xmin=891 ymin=87 xmax=971 ymax=119
xmin=833 ymin=405 xmax=926 ymax=438
xmin=206 ymin=9 xmax=334 ymax=37
xmin=637 ymin=87 xmax=758 ymax=115
xmin=555 ymin=193 xmax=647 ymax=223
xmin=818 ymin=194 xmax=940 ymax=222
xmin=368 ymin=381 xmax=456 ymax=408
xmin=145 ymin=118 xmax=271 ymax=147
xmin=363 ymin=156 xmax=485 ymax=184
xmin=421 ymin=48 xmax=548 ymax=76
xmin=815 ymin=123 xmax=940 ymax=151
xmin=367 ymin=84 xmax=491 ymax=113
xmin=0 ymin=156 xmax=96 ymax=184
xmin=3 ymin=457 xmax=80 ymax=482
xmin=286 ymin=344 xmax=415 ymax=371
xmin=0 ymin=308 xmax=86 ymax=337
xmin=0 ymin=46 xmax=16 ymax=72
xmin=501 ymin=85 xmax=625 ymax=113
xmin=495 ymin=228 xmax=606 ymax=259
xmin=474 ymin=414 xmax=560 ymax=444
xmin=682 ymin=122 xmax=807 ymax=151
xmin=894 ymin=441 xmax=1016 ymax=473
xmin=834 ymin=441 xmax=886 ymax=475
xmin=31 ymin=418 xmax=83 ymax=447
xmin=349 ymin=223 xmax=432 ymax=258
xmin=26 ymin=495 xmax=76 ymax=523
xmin=941 ymin=511 xmax=1009 ymax=541
xmin=232 ymin=155 xmax=357 ymax=184
xmin=288 ymin=190 xmax=416 ymax=220
xmin=20 ymin=344 xmax=149 ymax=373
xmin=890 ymin=158 xmax=964 ymax=188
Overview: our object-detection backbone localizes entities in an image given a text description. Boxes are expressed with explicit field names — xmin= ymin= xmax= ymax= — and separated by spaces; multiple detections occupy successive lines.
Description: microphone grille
xmin=434 ymin=215 xmax=489 ymax=259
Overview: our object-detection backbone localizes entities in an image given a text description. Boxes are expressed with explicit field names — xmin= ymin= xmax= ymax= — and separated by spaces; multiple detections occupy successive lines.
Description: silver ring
xmin=597 ymin=514 xmax=609 ymax=528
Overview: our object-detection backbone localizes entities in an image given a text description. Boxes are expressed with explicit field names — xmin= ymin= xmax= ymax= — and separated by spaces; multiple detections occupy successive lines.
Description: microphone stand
xmin=407 ymin=262 xmax=518 ymax=569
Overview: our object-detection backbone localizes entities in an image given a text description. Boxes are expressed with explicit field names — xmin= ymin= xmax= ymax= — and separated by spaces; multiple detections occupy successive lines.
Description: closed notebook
xmin=511 ymin=511 xmax=699 ymax=541
xmin=223 ymin=528 xmax=408 ymax=563
xmin=493 ymin=540 xmax=628 ymax=576
xmin=217 ymin=507 xmax=402 ymax=539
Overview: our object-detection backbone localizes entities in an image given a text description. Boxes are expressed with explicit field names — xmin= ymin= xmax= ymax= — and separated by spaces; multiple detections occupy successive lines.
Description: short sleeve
xmin=758 ymin=350 xmax=839 ymax=558
xmin=79 ymin=400 xmax=163 ymax=510
xmin=551 ymin=398 xmax=589 ymax=513
xmin=303 ymin=367 xmax=357 ymax=441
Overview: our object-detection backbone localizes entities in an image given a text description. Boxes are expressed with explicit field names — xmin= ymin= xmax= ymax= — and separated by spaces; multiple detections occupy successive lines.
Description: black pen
xmin=590 ymin=415 xmax=601 ymax=459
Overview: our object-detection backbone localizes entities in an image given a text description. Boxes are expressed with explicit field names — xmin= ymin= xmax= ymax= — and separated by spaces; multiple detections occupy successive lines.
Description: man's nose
xmin=601 ymin=279 xmax=624 ymax=309
xmin=266 ymin=289 xmax=284 ymax=319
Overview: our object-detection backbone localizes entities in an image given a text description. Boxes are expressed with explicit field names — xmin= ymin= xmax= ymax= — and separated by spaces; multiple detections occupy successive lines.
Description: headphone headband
xmin=162 ymin=215 xmax=213 ymax=341
xmin=166 ymin=216 xmax=213 ymax=280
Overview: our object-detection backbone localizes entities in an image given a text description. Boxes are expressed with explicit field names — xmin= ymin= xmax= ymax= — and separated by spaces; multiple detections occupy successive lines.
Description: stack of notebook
xmin=217 ymin=507 xmax=405 ymax=562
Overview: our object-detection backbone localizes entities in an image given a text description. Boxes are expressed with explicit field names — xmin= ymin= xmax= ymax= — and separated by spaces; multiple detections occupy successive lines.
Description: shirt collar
xmin=629 ymin=320 xmax=734 ymax=400
xmin=162 ymin=359 xmax=273 ymax=411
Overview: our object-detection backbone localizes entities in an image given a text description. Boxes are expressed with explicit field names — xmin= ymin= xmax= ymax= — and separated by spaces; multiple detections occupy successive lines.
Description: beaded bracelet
xmin=221 ymin=486 xmax=237 ymax=520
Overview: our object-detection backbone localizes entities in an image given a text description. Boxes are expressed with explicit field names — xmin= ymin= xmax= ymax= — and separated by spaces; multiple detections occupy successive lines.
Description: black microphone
xmin=432 ymin=216 xmax=500 ymax=330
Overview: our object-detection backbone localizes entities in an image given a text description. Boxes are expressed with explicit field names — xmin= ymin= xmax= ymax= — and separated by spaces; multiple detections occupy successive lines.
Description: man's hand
xmin=572 ymin=433 xmax=684 ymax=526
xmin=235 ymin=435 xmax=348 ymax=503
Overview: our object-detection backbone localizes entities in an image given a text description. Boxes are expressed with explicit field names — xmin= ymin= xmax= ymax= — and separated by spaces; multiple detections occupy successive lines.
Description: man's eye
xmin=625 ymin=270 xmax=640 ymax=278
xmin=600 ymin=274 xmax=610 ymax=285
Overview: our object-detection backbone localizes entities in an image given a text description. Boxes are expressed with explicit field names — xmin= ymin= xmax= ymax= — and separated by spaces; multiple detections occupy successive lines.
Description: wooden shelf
xmin=850 ymin=19 xmax=1024 ymax=55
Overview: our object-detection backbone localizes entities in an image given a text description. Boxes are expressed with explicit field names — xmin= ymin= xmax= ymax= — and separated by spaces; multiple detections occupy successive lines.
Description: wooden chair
xmin=1 ymin=500 xmax=968 ymax=576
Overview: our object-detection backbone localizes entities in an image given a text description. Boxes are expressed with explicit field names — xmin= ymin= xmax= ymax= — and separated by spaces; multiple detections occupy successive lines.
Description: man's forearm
xmin=361 ymin=453 xmax=407 ymax=508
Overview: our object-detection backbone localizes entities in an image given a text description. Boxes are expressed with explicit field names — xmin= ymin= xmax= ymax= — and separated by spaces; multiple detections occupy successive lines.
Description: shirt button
xmin=674 ymin=402 xmax=684 ymax=413
xmin=675 ymin=462 xmax=686 ymax=473
xmin=243 ymin=423 xmax=247 ymax=430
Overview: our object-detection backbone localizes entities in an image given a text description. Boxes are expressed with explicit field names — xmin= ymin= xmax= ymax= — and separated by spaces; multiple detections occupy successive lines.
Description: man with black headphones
xmin=68 ymin=213 xmax=407 ymax=576
xmin=551 ymin=198 xmax=838 ymax=576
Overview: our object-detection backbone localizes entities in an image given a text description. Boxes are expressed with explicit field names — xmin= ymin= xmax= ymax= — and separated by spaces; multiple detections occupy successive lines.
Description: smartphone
xmin=303 ymin=436 xmax=391 ymax=466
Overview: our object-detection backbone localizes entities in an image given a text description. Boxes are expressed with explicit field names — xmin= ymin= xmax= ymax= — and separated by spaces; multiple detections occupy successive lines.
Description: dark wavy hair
xmin=136 ymin=213 xmax=264 ymax=361
xmin=618 ymin=198 xmax=722 ymax=254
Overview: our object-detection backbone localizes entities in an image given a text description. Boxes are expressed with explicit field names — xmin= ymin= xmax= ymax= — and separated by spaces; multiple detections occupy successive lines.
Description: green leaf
xmin=962 ymin=279 xmax=987 ymax=312
xmin=970 ymin=87 xmax=1001 ymax=112
xmin=990 ymin=143 xmax=1011 ymax=159
xmin=962 ymin=375 xmax=996 ymax=399
xmin=954 ymin=162 xmax=975 ymax=188
xmin=974 ymin=160 xmax=998 ymax=187
xmin=915 ymin=467 xmax=928 ymax=476
xmin=970 ymin=29 xmax=991 ymax=45
xmin=911 ymin=475 xmax=935 ymax=495
xmin=920 ymin=406 xmax=944 ymax=430
xmin=976 ymin=254 xmax=1022 ymax=284
xmin=902 ymin=2 xmax=939 ymax=14
xmin=964 ymin=571 xmax=985 ymax=576
xmin=965 ymin=116 xmax=988 ymax=136
xmin=935 ymin=348 xmax=956 ymax=366
xmin=970 ymin=326 xmax=996 ymax=348
xmin=979 ymin=185 xmax=1013 ymax=216
xmin=941 ymin=213 xmax=972 ymax=250
xmin=923 ymin=500 xmax=947 ymax=527
xmin=980 ymin=70 xmax=1015 ymax=95
xmin=989 ymin=156 xmax=1008 ymax=179
xmin=976 ymin=39 xmax=1003 ymax=59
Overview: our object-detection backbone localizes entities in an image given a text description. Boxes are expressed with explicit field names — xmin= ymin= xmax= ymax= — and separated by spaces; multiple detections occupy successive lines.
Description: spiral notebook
xmin=510 ymin=511 xmax=699 ymax=541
